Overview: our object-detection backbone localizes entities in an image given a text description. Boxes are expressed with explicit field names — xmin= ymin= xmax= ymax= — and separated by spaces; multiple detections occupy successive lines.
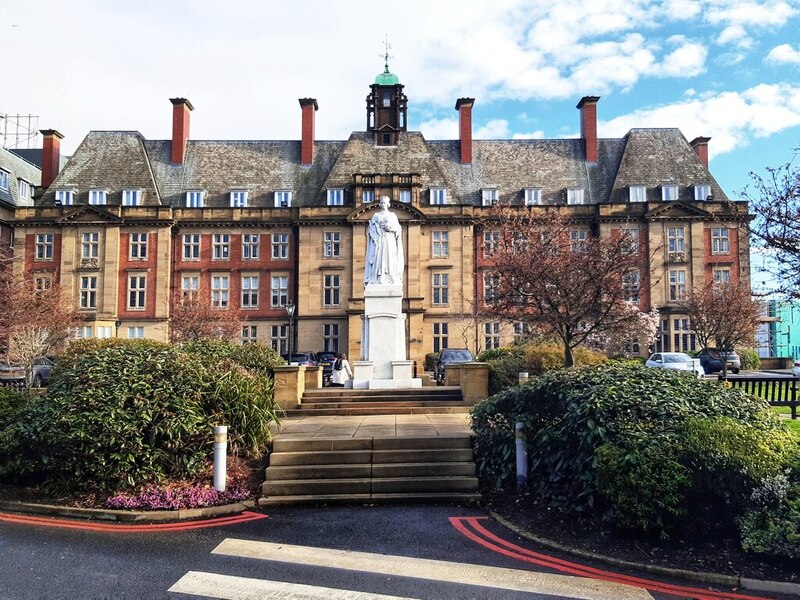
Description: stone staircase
xmin=259 ymin=435 xmax=480 ymax=506
xmin=284 ymin=386 xmax=470 ymax=417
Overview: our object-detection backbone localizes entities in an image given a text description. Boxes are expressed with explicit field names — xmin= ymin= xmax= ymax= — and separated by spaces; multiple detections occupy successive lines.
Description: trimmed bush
xmin=739 ymin=477 xmax=800 ymax=558
xmin=737 ymin=348 xmax=761 ymax=372
xmin=425 ymin=352 xmax=439 ymax=373
xmin=0 ymin=387 xmax=32 ymax=430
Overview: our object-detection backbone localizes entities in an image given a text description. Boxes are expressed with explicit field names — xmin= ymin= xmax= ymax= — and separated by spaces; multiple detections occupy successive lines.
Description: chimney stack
xmin=40 ymin=129 xmax=64 ymax=189
xmin=299 ymin=98 xmax=318 ymax=166
xmin=170 ymin=98 xmax=193 ymax=165
xmin=455 ymin=98 xmax=475 ymax=165
xmin=690 ymin=137 xmax=711 ymax=169
xmin=577 ymin=96 xmax=600 ymax=163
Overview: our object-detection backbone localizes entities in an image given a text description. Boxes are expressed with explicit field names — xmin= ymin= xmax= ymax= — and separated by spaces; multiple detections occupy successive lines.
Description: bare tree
xmin=740 ymin=153 xmax=800 ymax=298
xmin=483 ymin=207 xmax=649 ymax=367
xmin=169 ymin=283 xmax=241 ymax=343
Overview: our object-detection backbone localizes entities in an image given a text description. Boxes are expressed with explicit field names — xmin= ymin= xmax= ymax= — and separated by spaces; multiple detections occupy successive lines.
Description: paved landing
xmin=275 ymin=414 xmax=472 ymax=439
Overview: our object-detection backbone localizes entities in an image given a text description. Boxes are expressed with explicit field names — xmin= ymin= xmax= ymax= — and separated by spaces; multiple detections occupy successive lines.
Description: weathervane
xmin=380 ymin=34 xmax=393 ymax=73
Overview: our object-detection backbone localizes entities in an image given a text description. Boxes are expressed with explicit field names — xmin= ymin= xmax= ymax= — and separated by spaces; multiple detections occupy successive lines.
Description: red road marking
xmin=450 ymin=516 xmax=771 ymax=600
xmin=0 ymin=510 xmax=268 ymax=532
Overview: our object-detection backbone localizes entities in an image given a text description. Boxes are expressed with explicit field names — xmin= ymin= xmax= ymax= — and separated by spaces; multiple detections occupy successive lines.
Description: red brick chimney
xmin=455 ymin=98 xmax=475 ymax=165
xmin=170 ymin=98 xmax=193 ymax=165
xmin=690 ymin=137 xmax=711 ymax=169
xmin=577 ymin=96 xmax=600 ymax=163
xmin=299 ymin=98 xmax=318 ymax=166
xmin=39 ymin=129 xmax=64 ymax=189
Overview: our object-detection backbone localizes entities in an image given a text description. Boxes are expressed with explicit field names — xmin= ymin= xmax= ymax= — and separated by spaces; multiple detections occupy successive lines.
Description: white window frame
xmin=513 ymin=322 xmax=531 ymax=343
xmin=88 ymin=189 xmax=107 ymax=206
xmin=323 ymin=274 xmax=341 ymax=308
xmin=323 ymin=323 xmax=340 ymax=353
xmin=694 ymin=184 xmax=712 ymax=201
xmin=186 ymin=190 xmax=205 ymax=208
xmin=211 ymin=275 xmax=230 ymax=308
xmin=271 ymin=233 xmax=289 ymax=260
xmin=275 ymin=190 xmax=292 ymax=208
xmin=432 ymin=272 xmax=449 ymax=306
xmin=81 ymin=232 xmax=100 ymax=259
xmin=242 ymin=233 xmax=260 ymax=260
xmin=483 ymin=231 xmax=500 ymax=256
xmin=629 ymin=185 xmax=646 ymax=203
xmin=183 ymin=233 xmax=200 ymax=260
xmin=128 ymin=274 xmax=147 ymax=310
xmin=230 ymin=190 xmax=249 ymax=208
xmin=55 ymin=190 xmax=74 ymax=205
xmin=18 ymin=179 xmax=31 ymax=200
xmin=79 ymin=275 xmax=98 ymax=309
xmin=524 ymin=188 xmax=542 ymax=206
xmin=0 ymin=170 xmax=8 ymax=190
xmin=623 ymin=269 xmax=640 ymax=303
xmin=713 ymin=268 xmax=731 ymax=284
xmin=483 ymin=271 xmax=500 ymax=304
xmin=122 ymin=189 xmax=142 ymax=206
xmin=621 ymin=227 xmax=639 ymax=254
xmin=566 ymin=188 xmax=585 ymax=205
xmin=399 ymin=189 xmax=412 ymax=203
xmin=241 ymin=274 xmax=259 ymax=309
xmin=362 ymin=189 xmax=375 ymax=204
xmin=35 ymin=233 xmax=54 ymax=260
xmin=662 ymin=184 xmax=679 ymax=201
xmin=711 ymin=227 xmax=729 ymax=254
xmin=271 ymin=275 xmax=289 ymax=308
xmin=432 ymin=230 xmax=449 ymax=258
xmin=212 ymin=233 xmax=230 ymax=260
xmin=128 ymin=326 xmax=145 ymax=339
xmin=130 ymin=232 xmax=148 ymax=260
xmin=327 ymin=189 xmax=344 ymax=206
xmin=433 ymin=322 xmax=449 ymax=353
xmin=667 ymin=227 xmax=685 ymax=253
xmin=481 ymin=188 xmax=499 ymax=206
xmin=668 ymin=269 xmax=686 ymax=301
xmin=484 ymin=322 xmax=501 ymax=349
xmin=74 ymin=325 xmax=93 ymax=339
xmin=181 ymin=275 xmax=200 ymax=300
xmin=242 ymin=325 xmax=258 ymax=344
xmin=271 ymin=324 xmax=288 ymax=353
xmin=324 ymin=231 xmax=341 ymax=258
xmin=430 ymin=188 xmax=447 ymax=205
xmin=570 ymin=229 xmax=588 ymax=252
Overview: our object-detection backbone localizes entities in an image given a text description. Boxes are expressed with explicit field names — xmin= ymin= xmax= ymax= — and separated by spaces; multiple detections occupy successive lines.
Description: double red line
xmin=0 ymin=510 xmax=267 ymax=532
xmin=450 ymin=516 xmax=771 ymax=600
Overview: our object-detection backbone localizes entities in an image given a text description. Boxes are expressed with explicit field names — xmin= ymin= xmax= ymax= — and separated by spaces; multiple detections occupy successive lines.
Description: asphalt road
xmin=0 ymin=504 xmax=776 ymax=600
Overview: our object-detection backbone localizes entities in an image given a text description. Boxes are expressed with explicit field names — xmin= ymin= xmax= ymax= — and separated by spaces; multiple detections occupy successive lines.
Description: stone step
xmin=269 ymin=447 xmax=474 ymax=466
xmin=266 ymin=461 xmax=476 ymax=480
xmin=298 ymin=398 xmax=464 ymax=406
xmin=272 ymin=436 xmax=471 ymax=453
xmin=262 ymin=476 xmax=478 ymax=497
xmin=258 ymin=492 xmax=481 ymax=507
xmin=373 ymin=448 xmax=475 ymax=464
xmin=371 ymin=462 xmax=476 ymax=478
xmin=284 ymin=406 xmax=471 ymax=417
xmin=302 ymin=387 xmax=461 ymax=398
xmin=263 ymin=478 xmax=372 ymax=496
xmin=270 ymin=450 xmax=372 ymax=466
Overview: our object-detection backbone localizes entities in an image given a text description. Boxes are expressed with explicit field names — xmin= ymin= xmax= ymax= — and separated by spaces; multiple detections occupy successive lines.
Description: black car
xmin=316 ymin=351 xmax=338 ymax=384
xmin=697 ymin=348 xmax=741 ymax=374
xmin=434 ymin=348 xmax=474 ymax=383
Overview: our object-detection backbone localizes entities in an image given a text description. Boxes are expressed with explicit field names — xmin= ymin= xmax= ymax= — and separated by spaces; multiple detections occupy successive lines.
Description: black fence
xmin=719 ymin=375 xmax=798 ymax=419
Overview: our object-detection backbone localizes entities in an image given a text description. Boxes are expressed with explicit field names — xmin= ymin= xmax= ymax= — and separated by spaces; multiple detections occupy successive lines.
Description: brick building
xmin=11 ymin=66 xmax=751 ymax=365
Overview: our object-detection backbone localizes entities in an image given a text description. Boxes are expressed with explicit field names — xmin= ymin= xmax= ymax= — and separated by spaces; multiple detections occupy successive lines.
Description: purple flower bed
xmin=105 ymin=483 xmax=251 ymax=511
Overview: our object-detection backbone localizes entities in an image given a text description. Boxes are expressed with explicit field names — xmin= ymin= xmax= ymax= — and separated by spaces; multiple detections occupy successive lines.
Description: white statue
xmin=365 ymin=196 xmax=404 ymax=285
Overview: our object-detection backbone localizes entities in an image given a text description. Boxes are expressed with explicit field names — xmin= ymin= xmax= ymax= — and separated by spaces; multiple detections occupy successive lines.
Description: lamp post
xmin=284 ymin=301 xmax=295 ymax=361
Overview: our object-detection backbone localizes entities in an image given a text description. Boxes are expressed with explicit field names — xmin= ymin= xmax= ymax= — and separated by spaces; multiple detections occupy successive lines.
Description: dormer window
xmin=18 ymin=179 xmax=31 ymax=200
xmin=122 ymin=189 xmax=142 ymax=206
xmin=430 ymin=188 xmax=447 ymax=205
xmin=399 ymin=189 xmax=412 ymax=203
xmin=231 ymin=190 xmax=249 ymax=208
xmin=327 ymin=188 xmax=344 ymax=206
xmin=0 ymin=170 xmax=8 ymax=190
xmin=274 ymin=191 xmax=292 ymax=208
xmin=629 ymin=185 xmax=646 ymax=203
xmin=662 ymin=184 xmax=679 ymax=201
xmin=524 ymin=188 xmax=542 ymax=206
xmin=88 ymin=189 xmax=107 ymax=205
xmin=694 ymin=184 xmax=712 ymax=201
xmin=55 ymin=190 xmax=74 ymax=205
xmin=186 ymin=190 xmax=204 ymax=208
xmin=481 ymin=188 xmax=499 ymax=206
xmin=363 ymin=190 xmax=375 ymax=203
xmin=566 ymin=188 xmax=585 ymax=205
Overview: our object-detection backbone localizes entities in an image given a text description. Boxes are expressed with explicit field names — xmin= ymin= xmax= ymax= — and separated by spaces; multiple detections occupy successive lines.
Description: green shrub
xmin=425 ymin=352 xmax=439 ymax=372
xmin=0 ymin=339 xmax=280 ymax=493
xmin=0 ymin=387 xmax=32 ymax=430
xmin=178 ymin=339 xmax=285 ymax=376
xmin=738 ymin=348 xmax=761 ymax=371
xmin=739 ymin=478 xmax=800 ymax=558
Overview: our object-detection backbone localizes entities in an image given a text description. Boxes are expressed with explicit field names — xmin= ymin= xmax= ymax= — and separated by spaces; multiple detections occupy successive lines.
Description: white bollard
xmin=518 ymin=372 xmax=529 ymax=384
xmin=515 ymin=421 xmax=528 ymax=492
xmin=213 ymin=425 xmax=228 ymax=492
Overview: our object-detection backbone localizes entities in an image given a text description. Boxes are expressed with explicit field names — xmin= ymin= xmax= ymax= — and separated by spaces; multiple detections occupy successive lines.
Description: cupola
xmin=366 ymin=56 xmax=407 ymax=146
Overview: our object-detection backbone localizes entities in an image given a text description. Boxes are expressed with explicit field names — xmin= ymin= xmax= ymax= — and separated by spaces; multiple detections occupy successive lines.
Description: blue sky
xmin=2 ymin=0 xmax=799 ymax=203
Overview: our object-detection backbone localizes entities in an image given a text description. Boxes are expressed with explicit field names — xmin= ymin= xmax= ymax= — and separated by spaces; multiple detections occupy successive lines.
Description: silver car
xmin=645 ymin=352 xmax=704 ymax=378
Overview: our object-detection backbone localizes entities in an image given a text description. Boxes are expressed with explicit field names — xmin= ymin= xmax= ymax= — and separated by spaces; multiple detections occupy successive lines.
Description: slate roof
xmin=35 ymin=123 xmax=731 ymax=208
xmin=0 ymin=147 xmax=41 ymax=207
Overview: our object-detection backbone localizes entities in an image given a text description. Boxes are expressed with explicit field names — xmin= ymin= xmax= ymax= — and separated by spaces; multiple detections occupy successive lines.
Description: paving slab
xmin=275 ymin=414 xmax=471 ymax=439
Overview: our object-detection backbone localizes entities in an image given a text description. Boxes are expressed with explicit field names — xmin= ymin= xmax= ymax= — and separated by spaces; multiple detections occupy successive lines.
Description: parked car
xmin=316 ymin=351 xmax=337 ymax=384
xmin=434 ymin=348 xmax=474 ymax=383
xmin=645 ymin=352 xmax=703 ymax=378
xmin=281 ymin=352 xmax=319 ymax=367
xmin=696 ymin=348 xmax=741 ymax=374
xmin=0 ymin=357 xmax=55 ymax=387
xmin=793 ymin=360 xmax=800 ymax=378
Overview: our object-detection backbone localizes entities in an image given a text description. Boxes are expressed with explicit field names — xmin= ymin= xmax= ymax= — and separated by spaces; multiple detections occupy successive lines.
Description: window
xmin=211 ymin=275 xmax=230 ymax=308
xmin=34 ymin=275 xmax=52 ymax=293
xmin=430 ymin=188 xmax=447 ymax=205
xmin=621 ymin=228 xmax=639 ymax=254
xmin=128 ymin=275 xmax=146 ymax=310
xmin=324 ymin=231 xmax=341 ymax=258
xmin=181 ymin=275 xmax=199 ymax=300
xmin=567 ymin=188 xmax=585 ymax=205
xmin=481 ymin=188 xmax=499 ymax=206
xmin=186 ymin=191 xmax=204 ymax=208
xmin=327 ymin=189 xmax=344 ymax=206
xmin=122 ymin=189 xmax=141 ymax=206
xmin=432 ymin=273 xmax=449 ymax=306
xmin=694 ymin=184 xmax=711 ymax=201
xmin=711 ymin=227 xmax=729 ymax=254
xmin=241 ymin=275 xmax=259 ymax=308
xmin=483 ymin=231 xmax=499 ymax=256
xmin=513 ymin=322 xmax=531 ymax=343
xmin=432 ymin=230 xmax=449 ymax=258
xmin=79 ymin=276 xmax=97 ymax=309
xmin=89 ymin=189 xmax=107 ymax=205
xmin=667 ymin=227 xmax=685 ymax=253
xmin=713 ymin=268 xmax=731 ymax=284
xmin=484 ymin=322 xmax=501 ymax=349
xmin=74 ymin=326 xmax=93 ymax=339
xmin=271 ymin=324 xmax=288 ymax=353
xmin=230 ymin=191 xmax=249 ymax=208
xmin=673 ymin=318 xmax=696 ymax=353
xmin=18 ymin=179 xmax=31 ymax=200
xmin=0 ymin=170 xmax=8 ymax=190
xmin=130 ymin=232 xmax=147 ymax=260
xmin=324 ymin=274 xmax=340 ymax=307
xmin=662 ymin=185 xmax=679 ymax=201
xmin=629 ymin=185 xmax=646 ymax=203
xmin=271 ymin=275 xmax=289 ymax=307
xmin=323 ymin=323 xmax=340 ymax=352
xmin=570 ymin=229 xmax=588 ymax=252
xmin=623 ymin=269 xmax=640 ymax=303
xmin=433 ymin=322 xmax=449 ymax=353
xmin=483 ymin=272 xmax=500 ymax=304
xmin=35 ymin=233 xmax=54 ymax=260
xmin=128 ymin=326 xmax=145 ymax=339
xmin=524 ymin=188 xmax=542 ymax=206
xmin=272 ymin=233 xmax=289 ymax=259
xmin=399 ymin=189 xmax=412 ymax=203
xmin=81 ymin=232 xmax=99 ymax=259
xmin=242 ymin=233 xmax=260 ymax=259
xmin=55 ymin=190 xmax=73 ymax=205
xmin=668 ymin=269 xmax=686 ymax=301
xmin=362 ymin=190 xmax=375 ymax=204
xmin=242 ymin=325 xmax=258 ymax=344
xmin=212 ymin=234 xmax=230 ymax=260
xmin=275 ymin=191 xmax=292 ymax=208
xmin=96 ymin=326 xmax=113 ymax=338
xmin=183 ymin=234 xmax=200 ymax=260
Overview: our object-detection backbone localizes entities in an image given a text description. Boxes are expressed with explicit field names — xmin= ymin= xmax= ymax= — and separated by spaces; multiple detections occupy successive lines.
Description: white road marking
xmin=169 ymin=571 xmax=419 ymax=599
xmin=210 ymin=538 xmax=654 ymax=600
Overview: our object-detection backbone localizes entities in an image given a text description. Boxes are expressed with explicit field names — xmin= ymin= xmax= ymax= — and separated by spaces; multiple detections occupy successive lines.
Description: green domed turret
xmin=375 ymin=68 xmax=400 ymax=85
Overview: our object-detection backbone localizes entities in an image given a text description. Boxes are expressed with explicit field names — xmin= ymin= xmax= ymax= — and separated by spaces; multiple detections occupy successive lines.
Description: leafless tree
xmin=169 ymin=283 xmax=241 ymax=343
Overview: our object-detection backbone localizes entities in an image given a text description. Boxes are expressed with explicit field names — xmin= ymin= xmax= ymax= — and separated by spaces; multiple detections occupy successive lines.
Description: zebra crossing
xmin=168 ymin=538 xmax=654 ymax=600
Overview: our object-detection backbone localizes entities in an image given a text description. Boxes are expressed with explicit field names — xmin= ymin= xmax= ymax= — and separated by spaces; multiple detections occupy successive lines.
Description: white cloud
xmin=418 ymin=118 xmax=458 ymax=140
xmin=657 ymin=41 xmax=708 ymax=76
xmin=705 ymin=1 xmax=797 ymax=27
xmin=716 ymin=25 xmax=752 ymax=48
xmin=766 ymin=43 xmax=800 ymax=64
xmin=512 ymin=130 xmax=546 ymax=139
xmin=475 ymin=120 xmax=511 ymax=139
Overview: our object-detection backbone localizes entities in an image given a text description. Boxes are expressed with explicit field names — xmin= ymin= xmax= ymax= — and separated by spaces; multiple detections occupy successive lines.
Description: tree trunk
xmin=563 ymin=344 xmax=575 ymax=368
